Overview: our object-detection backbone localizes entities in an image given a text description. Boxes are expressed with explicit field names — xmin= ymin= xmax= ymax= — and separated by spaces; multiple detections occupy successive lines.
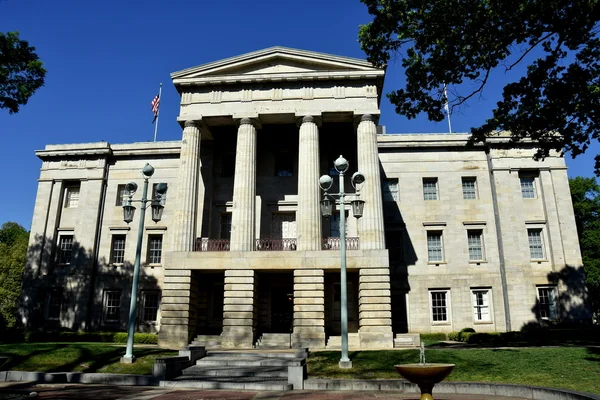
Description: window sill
xmin=427 ymin=261 xmax=447 ymax=266
xmin=110 ymin=263 xmax=124 ymax=268
xmin=531 ymin=259 xmax=549 ymax=264
xmin=146 ymin=263 xmax=162 ymax=268
xmin=469 ymin=260 xmax=487 ymax=265
xmin=473 ymin=321 xmax=494 ymax=325
xmin=430 ymin=321 xmax=451 ymax=325
xmin=56 ymin=263 xmax=71 ymax=267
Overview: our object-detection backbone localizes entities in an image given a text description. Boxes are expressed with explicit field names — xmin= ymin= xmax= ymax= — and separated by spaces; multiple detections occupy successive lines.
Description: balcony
xmin=194 ymin=238 xmax=230 ymax=252
xmin=255 ymin=238 xmax=297 ymax=251
xmin=322 ymin=237 xmax=360 ymax=250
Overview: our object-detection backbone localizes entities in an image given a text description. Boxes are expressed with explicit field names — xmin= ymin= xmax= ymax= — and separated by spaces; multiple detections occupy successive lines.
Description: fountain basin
xmin=395 ymin=363 xmax=455 ymax=400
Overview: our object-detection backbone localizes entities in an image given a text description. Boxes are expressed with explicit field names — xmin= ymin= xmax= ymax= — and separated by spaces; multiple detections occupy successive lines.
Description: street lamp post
xmin=120 ymin=163 xmax=167 ymax=363
xmin=319 ymin=155 xmax=365 ymax=369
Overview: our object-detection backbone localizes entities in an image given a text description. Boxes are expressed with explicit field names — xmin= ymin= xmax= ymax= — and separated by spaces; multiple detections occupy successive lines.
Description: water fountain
xmin=394 ymin=341 xmax=455 ymax=400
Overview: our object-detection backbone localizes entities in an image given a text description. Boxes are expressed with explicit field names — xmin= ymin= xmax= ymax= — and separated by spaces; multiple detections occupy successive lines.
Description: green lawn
xmin=308 ymin=347 xmax=600 ymax=394
xmin=0 ymin=343 xmax=177 ymax=375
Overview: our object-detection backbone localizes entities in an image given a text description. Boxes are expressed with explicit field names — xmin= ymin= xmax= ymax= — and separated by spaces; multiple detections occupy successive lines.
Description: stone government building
xmin=21 ymin=47 xmax=588 ymax=350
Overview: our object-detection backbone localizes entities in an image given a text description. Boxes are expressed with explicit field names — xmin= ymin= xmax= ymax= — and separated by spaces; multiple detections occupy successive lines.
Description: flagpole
xmin=444 ymin=84 xmax=453 ymax=134
xmin=153 ymin=83 xmax=162 ymax=142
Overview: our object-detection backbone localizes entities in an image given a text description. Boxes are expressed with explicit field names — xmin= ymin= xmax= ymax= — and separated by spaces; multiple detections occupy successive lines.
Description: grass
xmin=308 ymin=346 xmax=600 ymax=394
xmin=0 ymin=343 xmax=177 ymax=375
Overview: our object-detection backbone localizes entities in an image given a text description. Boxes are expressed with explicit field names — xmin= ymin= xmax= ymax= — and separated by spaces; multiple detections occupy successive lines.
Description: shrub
xmin=460 ymin=327 xmax=476 ymax=333
xmin=447 ymin=332 xmax=461 ymax=341
xmin=420 ymin=333 xmax=447 ymax=342
xmin=464 ymin=332 xmax=503 ymax=345
xmin=113 ymin=332 xmax=158 ymax=344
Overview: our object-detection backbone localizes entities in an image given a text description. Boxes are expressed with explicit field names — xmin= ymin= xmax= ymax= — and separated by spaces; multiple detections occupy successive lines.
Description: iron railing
xmin=255 ymin=238 xmax=297 ymax=251
xmin=194 ymin=238 xmax=230 ymax=252
xmin=322 ymin=237 xmax=360 ymax=250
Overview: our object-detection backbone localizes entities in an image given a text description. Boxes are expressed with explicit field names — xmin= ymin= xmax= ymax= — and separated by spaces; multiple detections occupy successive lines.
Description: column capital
xmin=236 ymin=117 xmax=262 ymax=129
xmin=184 ymin=120 xmax=199 ymax=129
xmin=296 ymin=114 xmax=322 ymax=128
xmin=353 ymin=113 xmax=380 ymax=127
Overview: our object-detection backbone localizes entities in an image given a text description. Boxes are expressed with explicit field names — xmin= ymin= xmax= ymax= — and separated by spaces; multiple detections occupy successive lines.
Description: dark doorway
xmin=271 ymin=285 xmax=294 ymax=332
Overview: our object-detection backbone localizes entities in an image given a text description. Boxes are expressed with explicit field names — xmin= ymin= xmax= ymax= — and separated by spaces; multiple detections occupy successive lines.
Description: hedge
xmin=420 ymin=333 xmax=447 ymax=342
xmin=22 ymin=331 xmax=158 ymax=344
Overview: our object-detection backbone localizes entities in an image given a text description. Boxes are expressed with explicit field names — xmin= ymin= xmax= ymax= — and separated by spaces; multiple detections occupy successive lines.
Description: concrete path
xmin=0 ymin=383 xmax=530 ymax=400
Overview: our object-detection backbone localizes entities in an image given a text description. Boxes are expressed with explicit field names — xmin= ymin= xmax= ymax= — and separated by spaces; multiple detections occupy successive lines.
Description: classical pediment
xmin=171 ymin=46 xmax=384 ymax=86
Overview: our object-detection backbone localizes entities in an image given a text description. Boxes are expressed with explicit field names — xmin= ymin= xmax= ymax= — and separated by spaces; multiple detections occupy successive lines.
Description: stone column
xmin=359 ymin=267 xmax=394 ymax=348
xmin=292 ymin=269 xmax=325 ymax=348
xmin=230 ymin=118 xmax=257 ymax=251
xmin=297 ymin=116 xmax=321 ymax=251
xmin=172 ymin=120 xmax=201 ymax=251
xmin=221 ymin=269 xmax=256 ymax=348
xmin=158 ymin=269 xmax=194 ymax=349
xmin=357 ymin=114 xmax=386 ymax=250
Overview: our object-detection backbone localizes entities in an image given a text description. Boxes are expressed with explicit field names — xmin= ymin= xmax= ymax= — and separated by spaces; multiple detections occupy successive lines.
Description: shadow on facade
xmin=20 ymin=234 xmax=159 ymax=333
xmin=381 ymin=168 xmax=418 ymax=334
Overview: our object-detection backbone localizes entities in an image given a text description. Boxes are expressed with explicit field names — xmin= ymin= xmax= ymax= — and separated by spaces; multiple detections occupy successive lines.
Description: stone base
xmin=359 ymin=331 xmax=394 ymax=349
xmin=158 ymin=325 xmax=190 ymax=349
xmin=120 ymin=356 xmax=135 ymax=364
xmin=221 ymin=326 xmax=254 ymax=348
xmin=292 ymin=329 xmax=325 ymax=348
xmin=338 ymin=359 xmax=353 ymax=369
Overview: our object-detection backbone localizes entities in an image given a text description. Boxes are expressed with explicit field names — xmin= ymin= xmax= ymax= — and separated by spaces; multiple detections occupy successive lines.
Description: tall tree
xmin=0 ymin=222 xmax=29 ymax=331
xmin=0 ymin=31 xmax=46 ymax=114
xmin=359 ymin=0 xmax=600 ymax=173
xmin=569 ymin=177 xmax=600 ymax=320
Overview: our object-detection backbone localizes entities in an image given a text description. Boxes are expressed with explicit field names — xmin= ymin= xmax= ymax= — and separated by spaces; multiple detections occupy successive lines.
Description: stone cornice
xmin=36 ymin=141 xmax=182 ymax=160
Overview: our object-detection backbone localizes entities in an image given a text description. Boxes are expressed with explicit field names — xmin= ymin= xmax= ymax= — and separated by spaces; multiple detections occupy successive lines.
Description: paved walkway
xmin=0 ymin=383 xmax=531 ymax=400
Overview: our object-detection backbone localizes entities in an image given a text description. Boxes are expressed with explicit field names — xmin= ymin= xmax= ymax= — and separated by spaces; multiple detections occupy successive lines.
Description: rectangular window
xmin=382 ymin=179 xmax=399 ymax=202
xmin=472 ymin=289 xmax=491 ymax=322
xmin=275 ymin=151 xmax=294 ymax=177
xmin=64 ymin=184 xmax=80 ymax=208
xmin=423 ymin=178 xmax=438 ymax=200
xmin=57 ymin=235 xmax=74 ymax=265
xmin=427 ymin=231 xmax=443 ymax=262
xmin=430 ymin=290 xmax=449 ymax=322
xmin=104 ymin=290 xmax=121 ymax=323
xmin=142 ymin=292 xmax=160 ymax=323
xmin=110 ymin=235 xmax=126 ymax=264
xmin=467 ymin=230 xmax=484 ymax=261
xmin=116 ymin=184 xmax=128 ymax=206
xmin=520 ymin=176 xmax=536 ymax=199
xmin=220 ymin=213 xmax=232 ymax=240
xmin=147 ymin=235 xmax=163 ymax=264
xmin=462 ymin=177 xmax=477 ymax=200
xmin=152 ymin=183 xmax=167 ymax=205
xmin=528 ymin=229 xmax=544 ymax=260
xmin=45 ymin=290 xmax=62 ymax=320
xmin=537 ymin=286 xmax=558 ymax=320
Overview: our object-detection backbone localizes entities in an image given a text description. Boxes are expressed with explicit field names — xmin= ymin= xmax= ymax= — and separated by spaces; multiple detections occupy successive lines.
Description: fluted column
xmin=357 ymin=114 xmax=386 ymax=250
xmin=230 ymin=118 xmax=257 ymax=251
xmin=297 ymin=115 xmax=321 ymax=251
xmin=172 ymin=120 xmax=201 ymax=251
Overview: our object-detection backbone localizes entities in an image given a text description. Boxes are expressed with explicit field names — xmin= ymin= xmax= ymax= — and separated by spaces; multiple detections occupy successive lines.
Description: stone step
xmin=161 ymin=376 xmax=292 ymax=391
xmin=191 ymin=335 xmax=222 ymax=347
xmin=394 ymin=333 xmax=420 ymax=348
xmin=197 ymin=357 xmax=291 ymax=367
xmin=183 ymin=365 xmax=287 ymax=378
xmin=255 ymin=333 xmax=292 ymax=348
xmin=326 ymin=334 xmax=360 ymax=348
xmin=207 ymin=351 xmax=297 ymax=359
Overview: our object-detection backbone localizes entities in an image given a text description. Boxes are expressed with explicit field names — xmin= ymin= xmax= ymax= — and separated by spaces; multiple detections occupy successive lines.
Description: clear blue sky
xmin=1 ymin=0 xmax=597 ymax=229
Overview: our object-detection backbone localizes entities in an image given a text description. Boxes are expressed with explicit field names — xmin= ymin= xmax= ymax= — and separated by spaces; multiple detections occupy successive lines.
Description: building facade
xmin=21 ymin=47 xmax=588 ymax=349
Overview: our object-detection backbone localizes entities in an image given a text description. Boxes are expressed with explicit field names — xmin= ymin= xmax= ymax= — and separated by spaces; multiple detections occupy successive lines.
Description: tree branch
xmin=505 ymin=32 xmax=556 ymax=72
xmin=451 ymin=67 xmax=491 ymax=109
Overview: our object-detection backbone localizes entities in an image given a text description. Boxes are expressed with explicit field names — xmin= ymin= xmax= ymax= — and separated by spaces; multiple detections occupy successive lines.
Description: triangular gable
xmin=171 ymin=46 xmax=383 ymax=84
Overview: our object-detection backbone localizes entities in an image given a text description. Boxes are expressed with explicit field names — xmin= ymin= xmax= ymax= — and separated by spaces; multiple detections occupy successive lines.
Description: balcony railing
xmin=194 ymin=238 xmax=230 ymax=252
xmin=322 ymin=237 xmax=360 ymax=250
xmin=255 ymin=238 xmax=297 ymax=251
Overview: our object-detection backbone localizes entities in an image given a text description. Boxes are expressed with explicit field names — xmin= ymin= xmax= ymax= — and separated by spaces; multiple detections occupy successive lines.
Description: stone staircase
xmin=160 ymin=350 xmax=297 ymax=390
xmin=255 ymin=333 xmax=292 ymax=348
xmin=394 ymin=333 xmax=420 ymax=348
xmin=325 ymin=333 xmax=360 ymax=349
xmin=190 ymin=335 xmax=221 ymax=348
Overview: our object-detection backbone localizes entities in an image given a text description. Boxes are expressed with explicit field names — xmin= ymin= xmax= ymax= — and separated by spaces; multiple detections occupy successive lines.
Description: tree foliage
xmin=0 ymin=222 xmax=29 ymax=331
xmin=0 ymin=31 xmax=46 ymax=114
xmin=359 ymin=0 xmax=600 ymax=173
xmin=569 ymin=177 xmax=600 ymax=320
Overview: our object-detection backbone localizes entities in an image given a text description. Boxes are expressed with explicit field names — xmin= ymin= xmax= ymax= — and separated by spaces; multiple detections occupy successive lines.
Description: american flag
xmin=151 ymin=93 xmax=160 ymax=123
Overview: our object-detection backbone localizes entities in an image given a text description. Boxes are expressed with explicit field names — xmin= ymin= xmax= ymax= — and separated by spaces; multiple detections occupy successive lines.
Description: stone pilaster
xmin=158 ymin=269 xmax=193 ymax=349
xmin=297 ymin=116 xmax=321 ymax=251
xmin=358 ymin=266 xmax=393 ymax=348
xmin=357 ymin=114 xmax=386 ymax=250
xmin=292 ymin=269 xmax=325 ymax=348
xmin=172 ymin=120 xmax=201 ymax=251
xmin=230 ymin=118 xmax=257 ymax=251
xmin=221 ymin=269 xmax=256 ymax=348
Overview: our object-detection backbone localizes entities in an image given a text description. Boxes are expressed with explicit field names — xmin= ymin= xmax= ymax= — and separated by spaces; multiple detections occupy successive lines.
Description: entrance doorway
xmin=256 ymin=272 xmax=293 ymax=334
xmin=324 ymin=271 xmax=359 ymax=336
